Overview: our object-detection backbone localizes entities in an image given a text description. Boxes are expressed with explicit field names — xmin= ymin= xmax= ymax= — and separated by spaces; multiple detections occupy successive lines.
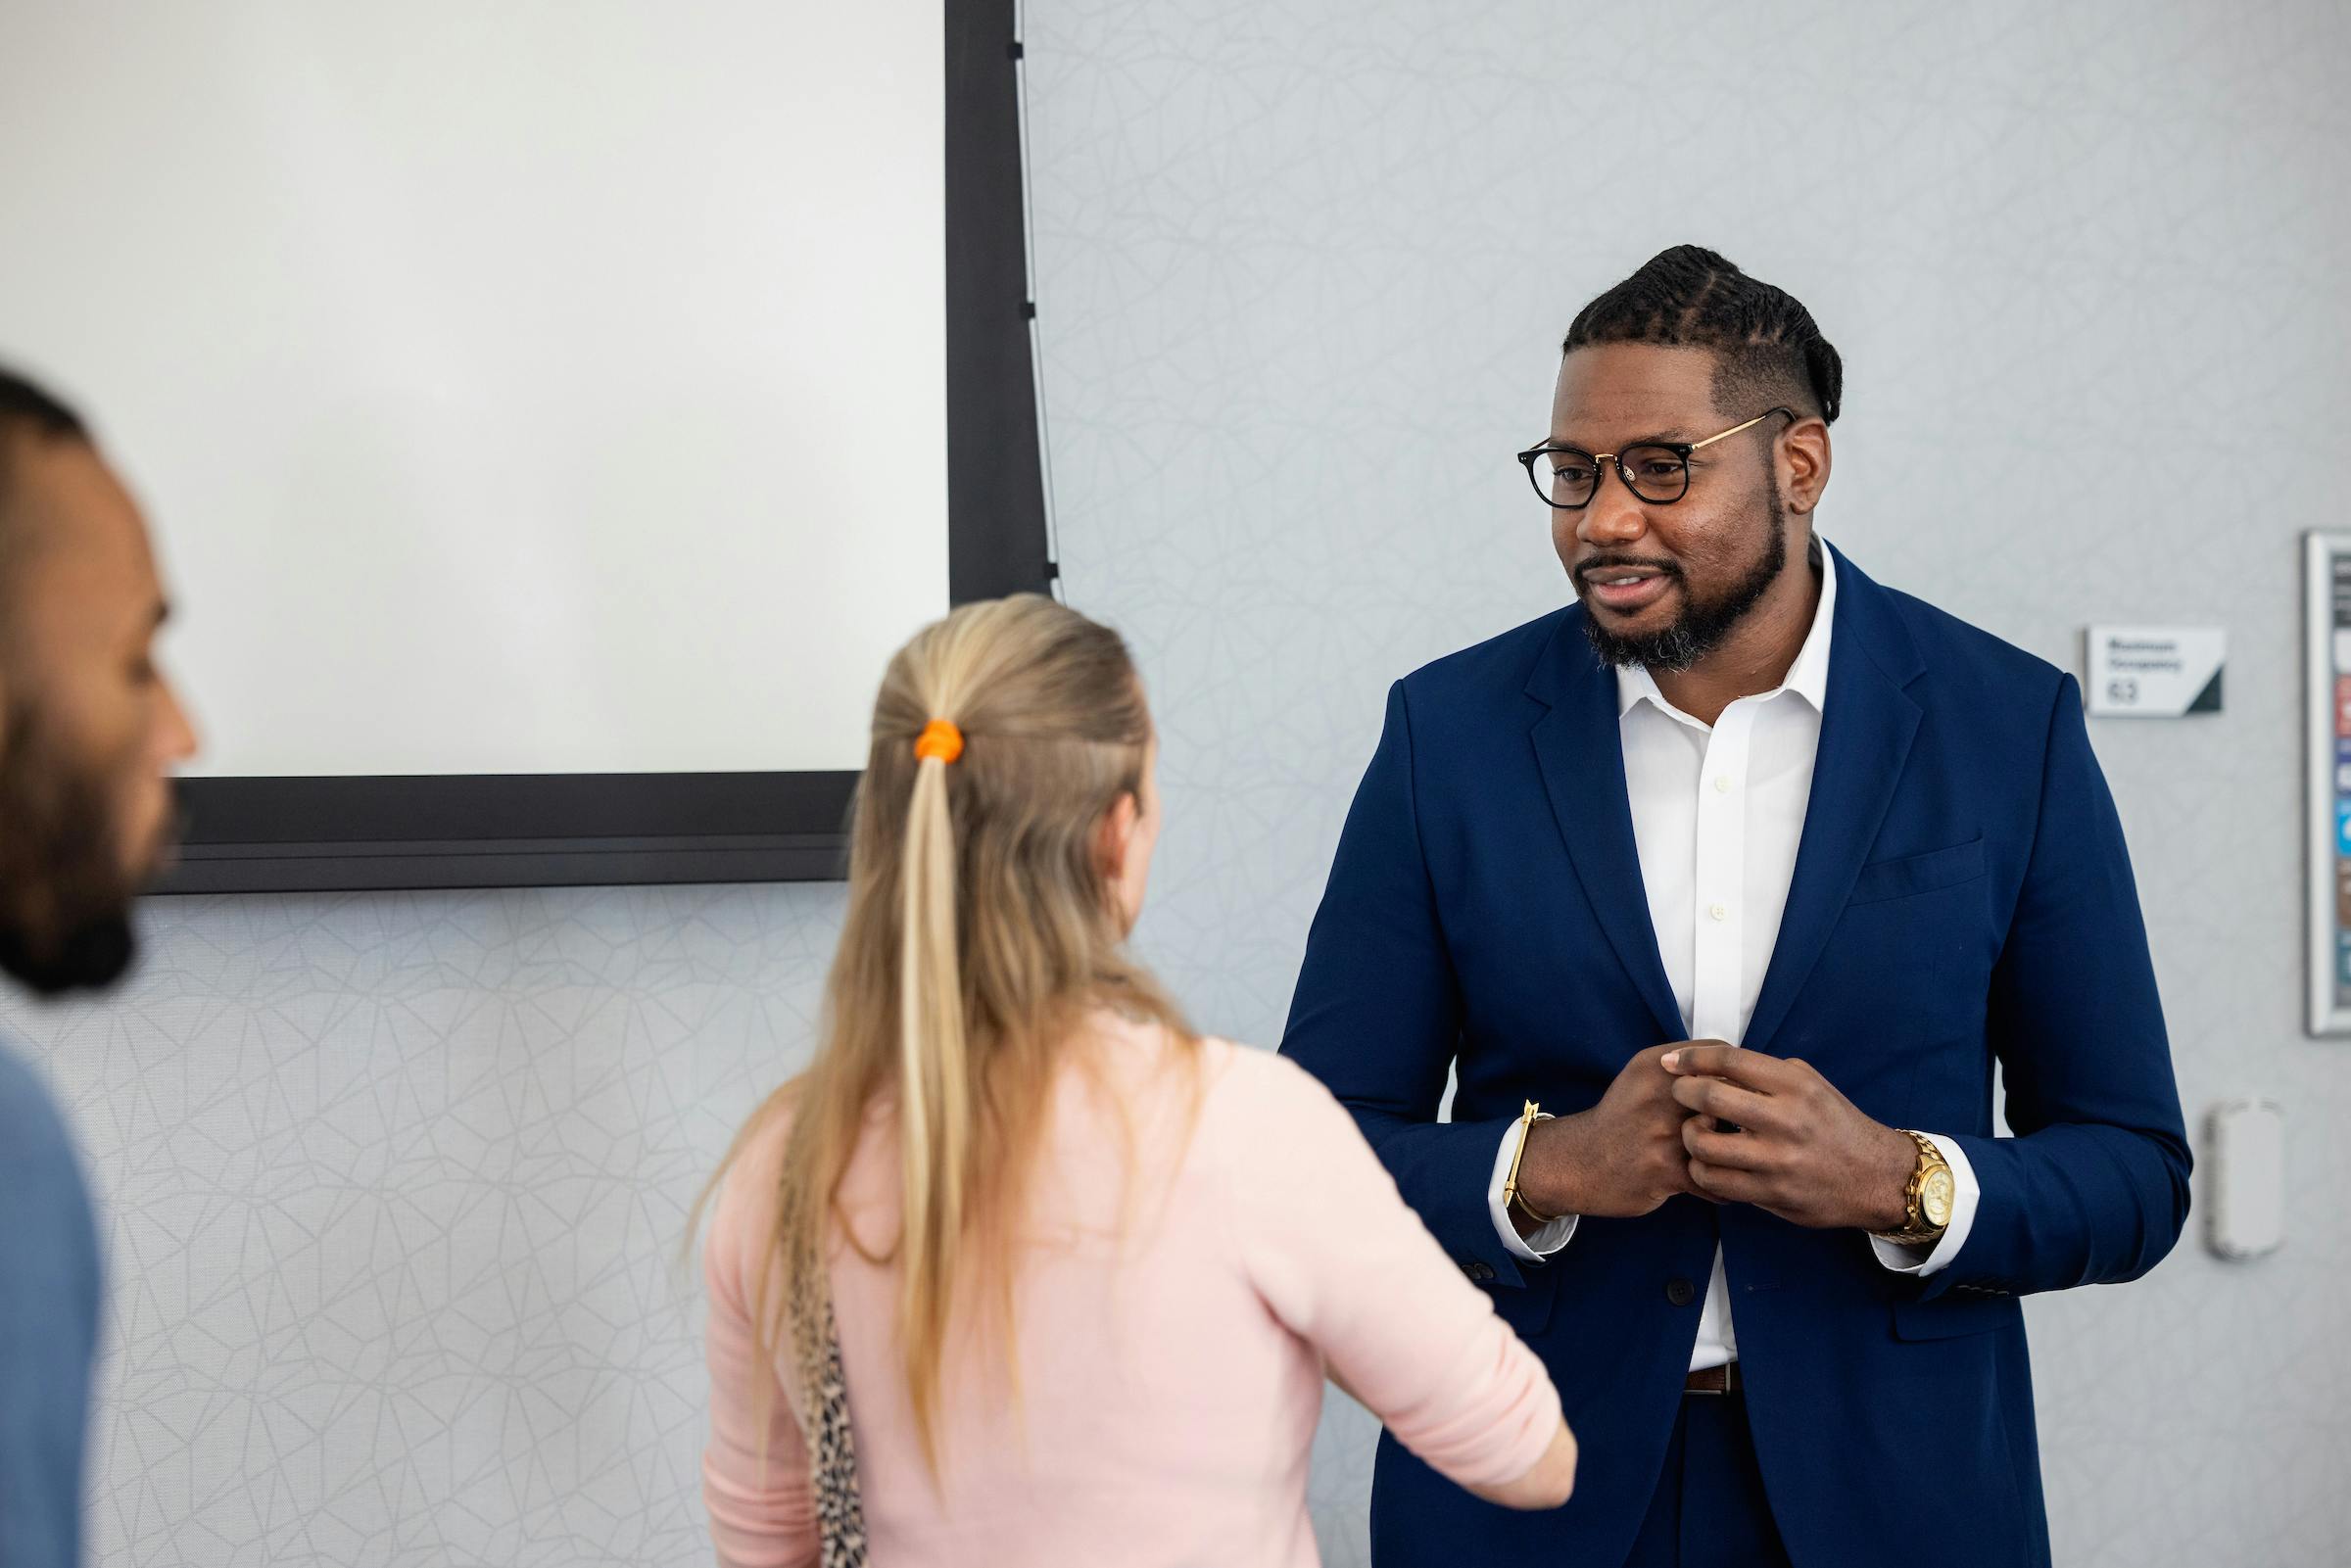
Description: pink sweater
xmin=701 ymin=1014 xmax=1560 ymax=1566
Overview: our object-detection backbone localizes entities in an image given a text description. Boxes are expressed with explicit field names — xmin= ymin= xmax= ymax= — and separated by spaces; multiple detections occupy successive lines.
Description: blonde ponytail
xmin=696 ymin=594 xmax=1194 ymax=1488
xmin=894 ymin=745 xmax=972 ymax=1472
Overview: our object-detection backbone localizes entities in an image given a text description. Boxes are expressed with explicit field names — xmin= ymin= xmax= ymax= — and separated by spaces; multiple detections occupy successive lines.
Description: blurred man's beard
xmin=0 ymin=700 xmax=144 ymax=996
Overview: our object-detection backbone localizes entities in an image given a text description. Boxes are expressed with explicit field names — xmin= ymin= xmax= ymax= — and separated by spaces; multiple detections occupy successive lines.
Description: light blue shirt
xmin=0 ymin=1041 xmax=100 ymax=1568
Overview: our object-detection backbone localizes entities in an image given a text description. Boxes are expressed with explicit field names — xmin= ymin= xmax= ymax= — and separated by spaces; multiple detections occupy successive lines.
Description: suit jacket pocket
xmin=1847 ymin=838 xmax=1987 ymax=907
xmin=1484 ymin=1259 xmax=1561 ymax=1341
xmin=1893 ymin=1289 xmax=2022 ymax=1341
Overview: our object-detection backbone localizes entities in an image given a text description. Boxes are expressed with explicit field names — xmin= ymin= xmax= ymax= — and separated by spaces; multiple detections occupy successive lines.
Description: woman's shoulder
xmin=1183 ymin=1036 xmax=1363 ymax=1172
xmin=1080 ymin=1011 xmax=1329 ymax=1117
xmin=1181 ymin=1043 xmax=1401 ymax=1259
xmin=702 ymin=1087 xmax=802 ymax=1259
xmin=1197 ymin=1037 xmax=1342 ymax=1116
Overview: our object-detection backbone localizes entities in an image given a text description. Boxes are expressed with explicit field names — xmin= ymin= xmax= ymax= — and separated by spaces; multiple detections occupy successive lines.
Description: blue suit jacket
xmin=1279 ymin=547 xmax=2190 ymax=1567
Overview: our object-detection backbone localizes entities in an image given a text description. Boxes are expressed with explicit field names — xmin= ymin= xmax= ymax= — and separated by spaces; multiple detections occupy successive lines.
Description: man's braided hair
xmin=1563 ymin=245 xmax=1842 ymax=426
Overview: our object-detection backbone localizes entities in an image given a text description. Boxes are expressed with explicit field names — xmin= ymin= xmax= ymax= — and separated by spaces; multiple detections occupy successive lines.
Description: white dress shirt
xmin=1486 ymin=546 xmax=1980 ymax=1371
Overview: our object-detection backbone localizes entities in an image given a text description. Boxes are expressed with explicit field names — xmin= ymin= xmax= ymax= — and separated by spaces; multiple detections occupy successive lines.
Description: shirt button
xmin=1666 ymin=1278 xmax=1697 ymax=1307
xmin=1713 ymin=775 xmax=1732 ymax=793
xmin=1709 ymin=903 xmax=1728 ymax=922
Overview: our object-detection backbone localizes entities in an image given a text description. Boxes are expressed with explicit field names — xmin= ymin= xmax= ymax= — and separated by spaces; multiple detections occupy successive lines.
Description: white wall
xmin=9 ymin=2 xmax=2348 ymax=1563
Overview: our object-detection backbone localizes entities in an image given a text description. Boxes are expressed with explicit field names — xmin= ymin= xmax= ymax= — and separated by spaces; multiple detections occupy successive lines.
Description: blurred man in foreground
xmin=0 ymin=366 xmax=199 ymax=1566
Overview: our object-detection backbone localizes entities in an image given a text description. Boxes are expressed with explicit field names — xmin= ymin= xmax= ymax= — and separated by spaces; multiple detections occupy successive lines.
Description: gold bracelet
xmin=1511 ymin=1189 xmax=1560 ymax=1226
xmin=1503 ymin=1100 xmax=1558 ymax=1225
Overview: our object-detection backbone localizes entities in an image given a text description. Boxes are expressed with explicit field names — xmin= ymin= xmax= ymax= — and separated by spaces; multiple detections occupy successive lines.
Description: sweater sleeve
xmin=700 ymin=1122 xmax=819 ymax=1568
xmin=1211 ymin=1049 xmax=1564 ymax=1492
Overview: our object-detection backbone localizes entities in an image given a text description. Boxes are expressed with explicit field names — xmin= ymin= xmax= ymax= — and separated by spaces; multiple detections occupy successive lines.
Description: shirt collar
xmin=1613 ymin=541 xmax=1838 ymax=720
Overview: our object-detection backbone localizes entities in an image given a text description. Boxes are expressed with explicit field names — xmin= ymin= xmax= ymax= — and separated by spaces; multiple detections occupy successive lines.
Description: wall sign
xmin=2085 ymin=626 xmax=2226 ymax=717
xmin=2305 ymin=536 xmax=2351 ymax=1035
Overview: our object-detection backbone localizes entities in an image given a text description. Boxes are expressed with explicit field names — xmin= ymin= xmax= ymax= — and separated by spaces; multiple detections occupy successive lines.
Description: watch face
xmin=1921 ymin=1166 xmax=1956 ymax=1227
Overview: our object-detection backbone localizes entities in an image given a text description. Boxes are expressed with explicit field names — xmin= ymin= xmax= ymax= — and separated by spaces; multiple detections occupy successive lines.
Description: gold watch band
xmin=1873 ymin=1129 xmax=1951 ymax=1246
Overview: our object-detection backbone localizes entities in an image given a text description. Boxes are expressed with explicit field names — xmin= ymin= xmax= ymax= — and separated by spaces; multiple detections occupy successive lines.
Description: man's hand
xmin=1515 ymin=1043 xmax=1712 ymax=1224
xmin=1661 ymin=1044 xmax=1918 ymax=1232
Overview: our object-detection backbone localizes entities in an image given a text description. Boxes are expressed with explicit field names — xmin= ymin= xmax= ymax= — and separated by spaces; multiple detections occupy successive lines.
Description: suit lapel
xmin=1741 ymin=548 xmax=1925 ymax=1054
xmin=1524 ymin=614 xmax=1688 ymax=1044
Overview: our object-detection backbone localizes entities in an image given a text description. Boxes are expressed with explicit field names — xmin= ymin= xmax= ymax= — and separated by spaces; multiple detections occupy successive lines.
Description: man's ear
xmin=1781 ymin=416 xmax=1832 ymax=515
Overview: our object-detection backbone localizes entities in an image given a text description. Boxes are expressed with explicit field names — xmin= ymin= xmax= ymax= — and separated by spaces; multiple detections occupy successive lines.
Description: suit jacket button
xmin=1665 ymin=1277 xmax=1697 ymax=1307
xmin=1473 ymin=1262 xmax=1496 ymax=1282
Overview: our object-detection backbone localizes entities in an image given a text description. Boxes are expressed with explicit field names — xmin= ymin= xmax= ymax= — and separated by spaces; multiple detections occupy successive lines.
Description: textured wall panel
xmin=8 ymin=3 xmax=2347 ymax=1562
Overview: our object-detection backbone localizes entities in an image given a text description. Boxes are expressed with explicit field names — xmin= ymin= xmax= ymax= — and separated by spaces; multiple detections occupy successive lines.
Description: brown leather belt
xmin=1683 ymin=1362 xmax=1743 ymax=1396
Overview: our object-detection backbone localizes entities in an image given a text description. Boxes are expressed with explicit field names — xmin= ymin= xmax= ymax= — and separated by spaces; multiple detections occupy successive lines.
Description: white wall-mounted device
xmin=2205 ymin=1100 xmax=2284 ymax=1260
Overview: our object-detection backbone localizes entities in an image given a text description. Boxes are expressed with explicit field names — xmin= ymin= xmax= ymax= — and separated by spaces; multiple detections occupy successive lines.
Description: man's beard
xmin=1580 ymin=489 xmax=1788 ymax=672
xmin=0 ymin=699 xmax=143 ymax=996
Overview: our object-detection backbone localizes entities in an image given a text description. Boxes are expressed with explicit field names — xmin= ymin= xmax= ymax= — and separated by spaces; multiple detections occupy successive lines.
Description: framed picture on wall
xmin=2303 ymin=533 xmax=2351 ymax=1035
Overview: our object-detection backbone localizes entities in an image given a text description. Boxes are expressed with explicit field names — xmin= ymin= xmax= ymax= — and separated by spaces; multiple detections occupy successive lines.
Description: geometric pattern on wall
xmin=12 ymin=886 xmax=840 ymax=1566
xmin=8 ymin=1 xmax=2351 ymax=1563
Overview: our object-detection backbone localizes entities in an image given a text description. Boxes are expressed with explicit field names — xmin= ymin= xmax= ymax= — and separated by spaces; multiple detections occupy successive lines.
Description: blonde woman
xmin=698 ymin=595 xmax=1573 ymax=1565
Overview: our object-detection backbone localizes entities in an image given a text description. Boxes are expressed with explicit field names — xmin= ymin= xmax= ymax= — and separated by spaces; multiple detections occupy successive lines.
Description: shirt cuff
xmin=1488 ymin=1118 xmax=1577 ymax=1263
xmin=1867 ymin=1133 xmax=1979 ymax=1277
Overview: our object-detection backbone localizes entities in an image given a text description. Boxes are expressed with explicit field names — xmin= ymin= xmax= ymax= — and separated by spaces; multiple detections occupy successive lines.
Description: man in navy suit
xmin=1280 ymin=246 xmax=2189 ymax=1567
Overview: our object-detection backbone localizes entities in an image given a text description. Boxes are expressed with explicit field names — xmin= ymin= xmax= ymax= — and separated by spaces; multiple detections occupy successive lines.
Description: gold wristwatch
xmin=1874 ymin=1130 xmax=1955 ymax=1246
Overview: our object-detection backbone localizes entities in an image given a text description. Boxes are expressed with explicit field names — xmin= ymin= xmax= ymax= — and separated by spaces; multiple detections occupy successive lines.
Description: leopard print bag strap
xmin=789 ymin=1263 xmax=869 ymax=1567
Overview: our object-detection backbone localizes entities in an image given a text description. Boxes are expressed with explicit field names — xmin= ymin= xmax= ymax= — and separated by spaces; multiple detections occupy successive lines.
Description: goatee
xmin=1582 ymin=490 xmax=1790 ymax=672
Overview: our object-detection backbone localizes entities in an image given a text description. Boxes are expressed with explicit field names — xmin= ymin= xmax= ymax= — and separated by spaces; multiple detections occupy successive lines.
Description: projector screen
xmin=0 ymin=1 xmax=1047 ymax=887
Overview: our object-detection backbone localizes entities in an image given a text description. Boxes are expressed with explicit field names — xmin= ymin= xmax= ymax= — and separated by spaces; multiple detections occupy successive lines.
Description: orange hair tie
xmin=913 ymin=718 xmax=965 ymax=765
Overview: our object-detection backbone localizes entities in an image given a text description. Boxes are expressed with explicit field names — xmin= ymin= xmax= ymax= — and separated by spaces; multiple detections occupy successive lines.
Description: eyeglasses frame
xmin=1515 ymin=406 xmax=1795 ymax=510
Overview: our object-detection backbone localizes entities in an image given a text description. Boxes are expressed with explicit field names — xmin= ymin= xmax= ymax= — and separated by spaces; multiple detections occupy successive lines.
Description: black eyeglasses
xmin=1516 ymin=407 xmax=1793 ymax=509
